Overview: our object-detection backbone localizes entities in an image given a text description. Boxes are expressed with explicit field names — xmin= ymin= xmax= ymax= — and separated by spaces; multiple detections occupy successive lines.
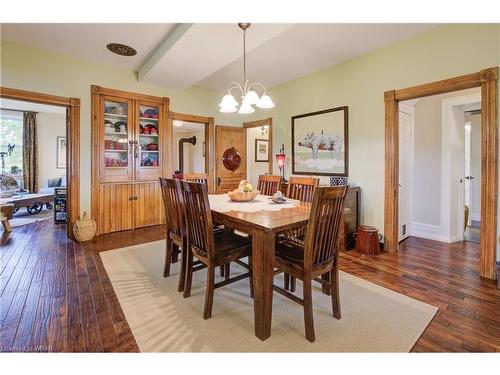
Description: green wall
xmin=258 ymin=24 xmax=500 ymax=259
xmin=0 ymin=40 xmax=240 ymax=215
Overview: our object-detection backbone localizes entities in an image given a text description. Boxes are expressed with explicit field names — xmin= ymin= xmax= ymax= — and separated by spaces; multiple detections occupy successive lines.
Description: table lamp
xmin=275 ymin=143 xmax=287 ymax=182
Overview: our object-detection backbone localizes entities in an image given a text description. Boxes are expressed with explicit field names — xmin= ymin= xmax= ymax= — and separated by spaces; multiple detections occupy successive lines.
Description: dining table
xmin=208 ymin=193 xmax=312 ymax=341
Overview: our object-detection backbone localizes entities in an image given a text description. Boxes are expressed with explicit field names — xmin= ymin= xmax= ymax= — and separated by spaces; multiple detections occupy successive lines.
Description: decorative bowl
xmin=227 ymin=189 xmax=259 ymax=202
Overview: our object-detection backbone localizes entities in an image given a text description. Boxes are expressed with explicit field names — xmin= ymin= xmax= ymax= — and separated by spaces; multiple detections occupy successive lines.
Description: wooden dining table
xmin=209 ymin=194 xmax=311 ymax=341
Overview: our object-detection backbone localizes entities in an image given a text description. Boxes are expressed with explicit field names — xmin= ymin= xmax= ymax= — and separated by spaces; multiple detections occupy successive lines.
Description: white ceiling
xmin=1 ymin=23 xmax=438 ymax=91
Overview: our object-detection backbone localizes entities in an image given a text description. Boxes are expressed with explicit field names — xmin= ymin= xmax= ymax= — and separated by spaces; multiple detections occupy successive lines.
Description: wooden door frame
xmin=170 ymin=111 xmax=215 ymax=193
xmin=0 ymin=86 xmax=81 ymax=238
xmin=384 ymin=67 xmax=498 ymax=279
xmin=243 ymin=117 xmax=273 ymax=174
xmin=215 ymin=125 xmax=247 ymax=193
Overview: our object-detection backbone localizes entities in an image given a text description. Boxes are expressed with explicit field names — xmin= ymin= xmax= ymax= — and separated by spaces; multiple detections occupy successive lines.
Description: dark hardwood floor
xmin=1 ymin=220 xmax=499 ymax=352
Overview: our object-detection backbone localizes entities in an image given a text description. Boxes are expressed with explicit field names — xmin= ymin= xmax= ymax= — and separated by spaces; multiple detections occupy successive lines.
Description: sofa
xmin=39 ymin=175 xmax=66 ymax=195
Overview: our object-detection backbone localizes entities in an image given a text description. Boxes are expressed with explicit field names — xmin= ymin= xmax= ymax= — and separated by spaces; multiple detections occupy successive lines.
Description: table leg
xmin=1 ymin=218 xmax=12 ymax=232
xmin=252 ymin=229 xmax=275 ymax=341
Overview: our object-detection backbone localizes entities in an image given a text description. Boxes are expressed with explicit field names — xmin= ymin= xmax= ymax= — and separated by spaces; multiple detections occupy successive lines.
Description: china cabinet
xmin=91 ymin=86 xmax=170 ymax=234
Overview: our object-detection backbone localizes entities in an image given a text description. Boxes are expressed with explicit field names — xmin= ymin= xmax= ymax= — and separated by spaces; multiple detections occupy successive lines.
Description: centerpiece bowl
xmin=227 ymin=189 xmax=259 ymax=202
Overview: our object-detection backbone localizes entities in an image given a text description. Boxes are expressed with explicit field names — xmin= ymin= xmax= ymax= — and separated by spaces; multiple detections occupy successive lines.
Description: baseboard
xmin=411 ymin=222 xmax=455 ymax=243
xmin=470 ymin=213 xmax=481 ymax=222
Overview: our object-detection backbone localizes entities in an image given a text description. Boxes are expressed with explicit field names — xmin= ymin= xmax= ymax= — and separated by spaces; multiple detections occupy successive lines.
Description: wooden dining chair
xmin=257 ymin=175 xmax=282 ymax=195
xmin=273 ymin=186 xmax=347 ymax=342
xmin=181 ymin=180 xmax=253 ymax=319
xmin=184 ymin=172 xmax=208 ymax=184
xmin=282 ymin=176 xmax=319 ymax=292
xmin=159 ymin=178 xmax=185 ymax=292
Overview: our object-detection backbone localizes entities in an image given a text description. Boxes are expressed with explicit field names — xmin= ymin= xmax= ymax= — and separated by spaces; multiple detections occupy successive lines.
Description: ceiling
xmin=1 ymin=23 xmax=438 ymax=91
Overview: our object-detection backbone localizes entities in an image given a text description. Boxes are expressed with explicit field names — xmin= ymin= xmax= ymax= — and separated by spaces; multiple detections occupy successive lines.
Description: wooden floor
xmin=1 ymin=219 xmax=499 ymax=352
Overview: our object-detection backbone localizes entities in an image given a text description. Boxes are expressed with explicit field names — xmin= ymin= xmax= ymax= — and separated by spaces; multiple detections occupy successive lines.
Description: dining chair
xmin=273 ymin=185 xmax=347 ymax=342
xmin=159 ymin=177 xmax=185 ymax=292
xmin=257 ymin=175 xmax=282 ymax=195
xmin=181 ymin=180 xmax=253 ymax=319
xmin=184 ymin=172 xmax=208 ymax=184
xmin=282 ymin=176 xmax=319 ymax=292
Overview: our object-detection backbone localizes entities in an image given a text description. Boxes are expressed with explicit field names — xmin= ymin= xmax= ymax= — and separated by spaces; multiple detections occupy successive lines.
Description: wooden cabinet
xmin=280 ymin=182 xmax=360 ymax=249
xmin=92 ymin=86 xmax=170 ymax=235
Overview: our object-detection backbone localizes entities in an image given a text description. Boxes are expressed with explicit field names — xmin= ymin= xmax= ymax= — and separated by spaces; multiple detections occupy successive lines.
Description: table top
xmin=1 ymin=193 xmax=55 ymax=204
xmin=209 ymin=194 xmax=311 ymax=233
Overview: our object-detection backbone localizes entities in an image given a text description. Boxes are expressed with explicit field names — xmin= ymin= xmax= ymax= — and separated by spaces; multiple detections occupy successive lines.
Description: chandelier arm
xmin=227 ymin=82 xmax=244 ymax=96
xmin=249 ymin=82 xmax=267 ymax=94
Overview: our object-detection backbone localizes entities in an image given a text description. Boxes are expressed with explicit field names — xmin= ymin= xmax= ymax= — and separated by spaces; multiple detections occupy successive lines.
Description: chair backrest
xmin=257 ymin=175 xmax=282 ymax=195
xmin=303 ymin=186 xmax=348 ymax=270
xmin=184 ymin=172 xmax=208 ymax=184
xmin=286 ymin=176 xmax=319 ymax=202
xmin=180 ymin=180 xmax=215 ymax=261
xmin=159 ymin=178 xmax=185 ymax=241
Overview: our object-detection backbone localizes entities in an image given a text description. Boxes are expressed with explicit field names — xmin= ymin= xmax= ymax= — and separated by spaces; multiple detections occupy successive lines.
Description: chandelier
xmin=219 ymin=23 xmax=275 ymax=114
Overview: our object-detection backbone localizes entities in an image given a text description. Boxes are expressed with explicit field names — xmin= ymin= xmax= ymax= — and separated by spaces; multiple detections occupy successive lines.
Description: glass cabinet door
xmin=101 ymin=98 xmax=133 ymax=181
xmin=137 ymin=103 xmax=160 ymax=177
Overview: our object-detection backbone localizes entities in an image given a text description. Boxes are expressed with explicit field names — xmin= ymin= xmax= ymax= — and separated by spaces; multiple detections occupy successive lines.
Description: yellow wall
xmin=1 ymin=40 xmax=240 ymax=214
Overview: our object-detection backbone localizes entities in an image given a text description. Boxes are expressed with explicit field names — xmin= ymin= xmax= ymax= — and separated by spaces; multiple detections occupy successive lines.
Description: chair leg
xmin=163 ymin=239 xmax=173 ymax=277
xmin=303 ymin=277 xmax=315 ymax=343
xmin=248 ymin=256 xmax=254 ymax=298
xmin=224 ymin=263 xmax=230 ymax=281
xmin=177 ymin=241 xmax=188 ymax=293
xmin=290 ymin=276 xmax=296 ymax=292
xmin=331 ymin=264 xmax=341 ymax=319
xmin=203 ymin=265 xmax=216 ymax=320
xmin=284 ymin=273 xmax=290 ymax=290
xmin=183 ymin=251 xmax=194 ymax=298
xmin=171 ymin=244 xmax=180 ymax=263
xmin=219 ymin=265 xmax=225 ymax=277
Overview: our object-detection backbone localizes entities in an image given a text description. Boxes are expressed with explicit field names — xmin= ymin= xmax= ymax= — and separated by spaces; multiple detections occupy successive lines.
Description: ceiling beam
xmin=137 ymin=23 xmax=193 ymax=82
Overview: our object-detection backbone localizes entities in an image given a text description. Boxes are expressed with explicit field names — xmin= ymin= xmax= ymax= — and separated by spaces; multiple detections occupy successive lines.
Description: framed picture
xmin=292 ymin=106 xmax=348 ymax=176
xmin=56 ymin=136 xmax=67 ymax=169
xmin=255 ymin=139 xmax=269 ymax=162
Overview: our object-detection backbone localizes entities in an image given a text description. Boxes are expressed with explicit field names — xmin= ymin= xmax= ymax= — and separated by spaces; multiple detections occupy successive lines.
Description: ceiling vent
xmin=106 ymin=43 xmax=137 ymax=57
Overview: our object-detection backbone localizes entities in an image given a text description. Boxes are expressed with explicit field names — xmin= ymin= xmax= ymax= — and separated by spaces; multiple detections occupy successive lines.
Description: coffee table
xmin=0 ymin=193 xmax=55 ymax=215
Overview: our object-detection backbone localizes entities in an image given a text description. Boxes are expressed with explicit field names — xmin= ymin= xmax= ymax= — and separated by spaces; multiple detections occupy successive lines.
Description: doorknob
xmin=217 ymin=177 xmax=222 ymax=186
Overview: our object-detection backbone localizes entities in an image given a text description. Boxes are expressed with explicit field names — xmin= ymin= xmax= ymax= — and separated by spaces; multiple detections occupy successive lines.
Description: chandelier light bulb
xmin=238 ymin=102 xmax=255 ymax=114
xmin=219 ymin=93 xmax=238 ymax=108
xmin=256 ymin=94 xmax=275 ymax=109
xmin=243 ymin=90 xmax=259 ymax=105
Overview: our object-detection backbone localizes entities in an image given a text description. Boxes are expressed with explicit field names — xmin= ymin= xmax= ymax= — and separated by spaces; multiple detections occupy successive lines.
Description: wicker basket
xmin=227 ymin=189 xmax=259 ymax=202
xmin=73 ymin=211 xmax=96 ymax=242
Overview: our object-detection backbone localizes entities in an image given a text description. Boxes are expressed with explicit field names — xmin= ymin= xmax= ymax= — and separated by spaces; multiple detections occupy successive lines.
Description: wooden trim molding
xmin=243 ymin=118 xmax=273 ymax=174
xmin=0 ymin=86 xmax=81 ymax=238
xmin=384 ymin=67 xmax=498 ymax=279
xmin=170 ymin=111 xmax=215 ymax=193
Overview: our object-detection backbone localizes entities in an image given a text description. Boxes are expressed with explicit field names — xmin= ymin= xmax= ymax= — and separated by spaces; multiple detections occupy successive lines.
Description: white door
xmin=398 ymin=109 xmax=413 ymax=241
xmin=464 ymin=121 xmax=472 ymax=227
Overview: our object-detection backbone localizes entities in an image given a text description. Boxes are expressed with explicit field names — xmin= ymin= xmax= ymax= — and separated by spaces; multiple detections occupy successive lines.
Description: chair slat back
xmin=180 ymin=180 xmax=215 ymax=260
xmin=286 ymin=176 xmax=319 ymax=202
xmin=257 ymin=175 xmax=282 ymax=196
xmin=184 ymin=172 xmax=208 ymax=184
xmin=159 ymin=178 xmax=184 ymax=240
xmin=304 ymin=186 xmax=347 ymax=269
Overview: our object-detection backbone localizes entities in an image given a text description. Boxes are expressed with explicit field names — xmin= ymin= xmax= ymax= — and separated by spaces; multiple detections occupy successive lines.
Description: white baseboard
xmin=411 ymin=222 xmax=456 ymax=243
xmin=470 ymin=213 xmax=481 ymax=222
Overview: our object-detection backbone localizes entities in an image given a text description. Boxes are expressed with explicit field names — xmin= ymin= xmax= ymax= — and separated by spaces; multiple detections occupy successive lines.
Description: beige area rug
xmin=10 ymin=209 xmax=52 ymax=228
xmin=100 ymin=240 xmax=437 ymax=352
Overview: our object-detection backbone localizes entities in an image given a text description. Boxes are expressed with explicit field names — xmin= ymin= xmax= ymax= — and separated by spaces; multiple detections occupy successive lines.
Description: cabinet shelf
xmin=105 ymin=113 xmax=128 ymax=119
xmin=104 ymin=149 xmax=128 ymax=153
xmin=141 ymin=150 xmax=159 ymax=153
xmin=105 ymin=132 xmax=127 ymax=136
xmin=139 ymin=117 xmax=159 ymax=122
xmin=139 ymin=134 xmax=158 ymax=137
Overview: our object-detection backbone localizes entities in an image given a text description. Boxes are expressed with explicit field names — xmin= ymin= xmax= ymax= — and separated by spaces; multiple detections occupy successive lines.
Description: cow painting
xmin=298 ymin=130 xmax=343 ymax=161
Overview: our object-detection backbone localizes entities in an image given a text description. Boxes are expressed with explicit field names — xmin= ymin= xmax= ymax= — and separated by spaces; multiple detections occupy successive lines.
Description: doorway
xmin=384 ymin=67 xmax=498 ymax=279
xmin=0 ymin=87 xmax=80 ymax=238
xmin=169 ymin=112 xmax=214 ymax=192
xmin=243 ymin=118 xmax=273 ymax=186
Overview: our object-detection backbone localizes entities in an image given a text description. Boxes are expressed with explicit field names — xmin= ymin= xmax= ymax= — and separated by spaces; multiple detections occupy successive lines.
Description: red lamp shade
xmin=275 ymin=153 xmax=286 ymax=168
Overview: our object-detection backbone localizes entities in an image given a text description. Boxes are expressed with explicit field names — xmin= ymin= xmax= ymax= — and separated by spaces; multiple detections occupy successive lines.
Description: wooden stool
xmin=354 ymin=225 xmax=380 ymax=255
xmin=1 ymin=203 xmax=14 ymax=232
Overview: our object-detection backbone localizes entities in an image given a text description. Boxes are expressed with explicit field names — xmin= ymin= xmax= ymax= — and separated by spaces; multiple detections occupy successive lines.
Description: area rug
xmin=100 ymin=240 xmax=437 ymax=352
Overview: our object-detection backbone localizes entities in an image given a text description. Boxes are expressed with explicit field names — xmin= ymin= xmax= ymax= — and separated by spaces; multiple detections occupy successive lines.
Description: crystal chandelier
xmin=219 ymin=23 xmax=275 ymax=114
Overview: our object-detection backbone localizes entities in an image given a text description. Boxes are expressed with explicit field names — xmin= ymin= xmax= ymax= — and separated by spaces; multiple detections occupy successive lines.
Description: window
xmin=0 ymin=110 xmax=23 ymax=176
